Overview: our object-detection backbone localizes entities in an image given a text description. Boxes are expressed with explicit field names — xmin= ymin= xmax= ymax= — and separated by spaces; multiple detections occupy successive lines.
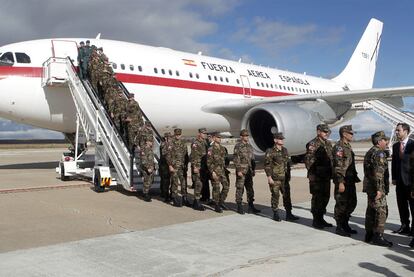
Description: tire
xmin=94 ymin=168 xmax=105 ymax=193
xmin=60 ymin=163 xmax=68 ymax=181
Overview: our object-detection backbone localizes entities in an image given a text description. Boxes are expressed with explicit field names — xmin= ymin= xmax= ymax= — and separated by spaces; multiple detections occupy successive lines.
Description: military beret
xmin=174 ymin=128 xmax=182 ymax=135
xmin=339 ymin=125 xmax=354 ymax=135
xmin=86 ymin=40 xmax=90 ymax=44
xmin=240 ymin=129 xmax=249 ymax=136
xmin=198 ymin=128 xmax=207 ymax=134
xmin=371 ymin=131 xmax=389 ymax=142
xmin=317 ymin=124 xmax=330 ymax=132
xmin=273 ymin=132 xmax=285 ymax=139
xmin=164 ymin=132 xmax=171 ymax=137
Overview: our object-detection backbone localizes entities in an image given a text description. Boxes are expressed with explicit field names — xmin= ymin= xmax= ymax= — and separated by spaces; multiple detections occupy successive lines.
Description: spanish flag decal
xmin=182 ymin=59 xmax=197 ymax=67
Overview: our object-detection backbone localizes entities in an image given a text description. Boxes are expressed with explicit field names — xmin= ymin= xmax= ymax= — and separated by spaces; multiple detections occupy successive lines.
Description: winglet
xmin=95 ymin=33 xmax=101 ymax=40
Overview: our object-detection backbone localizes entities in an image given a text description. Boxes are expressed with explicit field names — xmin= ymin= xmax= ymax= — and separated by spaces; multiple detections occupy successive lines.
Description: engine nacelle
xmin=242 ymin=103 xmax=321 ymax=156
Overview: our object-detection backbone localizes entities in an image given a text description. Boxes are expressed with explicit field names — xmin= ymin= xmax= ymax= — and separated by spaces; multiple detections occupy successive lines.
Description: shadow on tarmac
xmin=0 ymin=161 xmax=58 ymax=170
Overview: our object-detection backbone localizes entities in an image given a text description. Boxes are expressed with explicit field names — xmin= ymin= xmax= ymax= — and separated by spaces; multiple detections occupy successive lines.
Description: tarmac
xmin=0 ymin=145 xmax=413 ymax=276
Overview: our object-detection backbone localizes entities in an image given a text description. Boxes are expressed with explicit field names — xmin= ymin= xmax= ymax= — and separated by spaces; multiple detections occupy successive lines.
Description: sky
xmin=0 ymin=0 xmax=413 ymax=139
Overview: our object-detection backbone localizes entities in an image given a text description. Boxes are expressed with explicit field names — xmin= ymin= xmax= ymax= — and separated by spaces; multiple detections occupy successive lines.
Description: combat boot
xmin=192 ymin=199 xmax=205 ymax=211
xmin=285 ymin=209 xmax=299 ymax=221
xmin=220 ymin=202 xmax=229 ymax=210
xmin=273 ymin=210 xmax=281 ymax=222
xmin=343 ymin=220 xmax=357 ymax=234
xmin=364 ymin=231 xmax=373 ymax=243
xmin=173 ymin=196 xmax=182 ymax=207
xmin=214 ymin=203 xmax=223 ymax=213
xmin=247 ymin=201 xmax=261 ymax=214
xmin=312 ymin=214 xmax=324 ymax=229
xmin=143 ymin=193 xmax=152 ymax=202
xmin=335 ymin=221 xmax=351 ymax=237
xmin=237 ymin=203 xmax=245 ymax=215
xmin=320 ymin=215 xmax=333 ymax=227
xmin=372 ymin=233 xmax=392 ymax=247
xmin=182 ymin=196 xmax=191 ymax=207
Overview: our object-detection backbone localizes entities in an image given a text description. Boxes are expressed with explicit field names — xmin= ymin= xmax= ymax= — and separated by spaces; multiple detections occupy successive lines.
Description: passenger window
xmin=120 ymin=64 xmax=125 ymax=70
xmin=138 ymin=66 xmax=142 ymax=72
xmin=214 ymin=76 xmax=217 ymax=81
xmin=220 ymin=76 xmax=223 ymax=82
xmin=15 ymin=52 xmax=31 ymax=63
xmin=154 ymin=68 xmax=158 ymax=74
xmin=236 ymin=79 xmax=239 ymax=84
xmin=196 ymin=73 xmax=200 ymax=79
xmin=161 ymin=69 xmax=165 ymax=74
xmin=176 ymin=70 xmax=180 ymax=76
xmin=208 ymin=75 xmax=211 ymax=81
xmin=111 ymin=63 xmax=117 ymax=69
xmin=129 ymin=65 xmax=134 ymax=71
xmin=225 ymin=77 xmax=229 ymax=83
xmin=0 ymin=52 xmax=15 ymax=65
xmin=169 ymin=69 xmax=172 ymax=76
xmin=189 ymin=72 xmax=193 ymax=78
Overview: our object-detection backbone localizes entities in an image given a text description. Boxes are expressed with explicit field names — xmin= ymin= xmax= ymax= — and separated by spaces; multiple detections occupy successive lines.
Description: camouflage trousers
xmin=171 ymin=167 xmax=187 ymax=198
xmin=269 ymin=179 xmax=291 ymax=211
xmin=211 ymin=171 xmax=229 ymax=204
xmin=192 ymin=171 xmax=206 ymax=200
xmin=310 ymin=179 xmax=331 ymax=216
xmin=334 ymin=182 xmax=357 ymax=221
xmin=365 ymin=195 xmax=388 ymax=234
xmin=235 ymin=171 xmax=254 ymax=204
xmin=141 ymin=169 xmax=154 ymax=194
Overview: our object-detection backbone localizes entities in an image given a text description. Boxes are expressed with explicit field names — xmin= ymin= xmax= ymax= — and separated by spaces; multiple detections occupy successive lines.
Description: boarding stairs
xmin=364 ymin=100 xmax=414 ymax=147
xmin=42 ymin=57 xmax=161 ymax=192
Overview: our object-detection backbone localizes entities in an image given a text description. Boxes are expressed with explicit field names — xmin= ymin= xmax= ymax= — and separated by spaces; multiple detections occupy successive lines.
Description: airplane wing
xmin=202 ymin=86 xmax=414 ymax=115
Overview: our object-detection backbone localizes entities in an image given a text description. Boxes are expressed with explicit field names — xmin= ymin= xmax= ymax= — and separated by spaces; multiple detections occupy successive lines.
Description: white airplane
xmin=0 ymin=18 xmax=413 ymax=156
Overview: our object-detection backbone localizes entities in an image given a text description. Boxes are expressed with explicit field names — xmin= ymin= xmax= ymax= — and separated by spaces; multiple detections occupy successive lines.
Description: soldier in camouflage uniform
xmin=139 ymin=121 xmax=153 ymax=148
xmin=264 ymin=132 xmax=291 ymax=221
xmin=190 ymin=128 xmax=208 ymax=211
xmin=363 ymin=131 xmax=393 ymax=247
xmin=83 ymin=40 xmax=92 ymax=80
xmin=139 ymin=135 xmax=155 ymax=202
xmin=305 ymin=124 xmax=334 ymax=229
xmin=207 ymin=132 xmax=229 ymax=213
xmin=109 ymin=93 xmax=128 ymax=139
xmin=77 ymin=41 xmax=85 ymax=79
xmin=332 ymin=125 xmax=361 ymax=237
xmin=167 ymin=128 xmax=189 ymax=207
xmin=201 ymin=134 xmax=214 ymax=202
xmin=233 ymin=129 xmax=260 ymax=215
xmin=125 ymin=94 xmax=144 ymax=150
xmin=160 ymin=132 xmax=172 ymax=202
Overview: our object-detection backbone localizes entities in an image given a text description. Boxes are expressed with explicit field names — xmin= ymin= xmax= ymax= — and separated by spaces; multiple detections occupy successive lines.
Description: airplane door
xmin=51 ymin=40 xmax=78 ymax=61
xmin=240 ymin=75 xmax=251 ymax=98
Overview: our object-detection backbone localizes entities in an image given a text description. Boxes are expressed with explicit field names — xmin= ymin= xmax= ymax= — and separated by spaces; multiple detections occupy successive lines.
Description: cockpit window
xmin=0 ymin=52 xmax=14 ymax=63
xmin=15 ymin=52 xmax=31 ymax=63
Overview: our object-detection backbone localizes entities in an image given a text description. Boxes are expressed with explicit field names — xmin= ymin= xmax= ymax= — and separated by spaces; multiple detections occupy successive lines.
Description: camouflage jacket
xmin=127 ymin=100 xmax=143 ymax=125
xmin=140 ymin=144 xmax=155 ymax=172
xmin=332 ymin=139 xmax=359 ymax=184
xmin=207 ymin=142 xmax=227 ymax=175
xmin=166 ymin=137 xmax=188 ymax=168
xmin=233 ymin=141 xmax=255 ymax=174
xmin=304 ymin=136 xmax=333 ymax=179
xmin=190 ymin=137 xmax=207 ymax=169
xmin=160 ymin=140 xmax=172 ymax=165
xmin=264 ymin=145 xmax=289 ymax=180
xmin=363 ymin=145 xmax=388 ymax=195
xmin=109 ymin=96 xmax=127 ymax=121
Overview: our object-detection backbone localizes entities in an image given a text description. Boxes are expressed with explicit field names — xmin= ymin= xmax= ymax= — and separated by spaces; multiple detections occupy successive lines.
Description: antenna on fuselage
xmin=96 ymin=33 xmax=101 ymax=39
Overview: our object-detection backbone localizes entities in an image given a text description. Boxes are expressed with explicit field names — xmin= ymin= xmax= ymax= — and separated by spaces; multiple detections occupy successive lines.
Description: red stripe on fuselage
xmin=0 ymin=66 xmax=42 ymax=78
xmin=0 ymin=66 xmax=294 ymax=97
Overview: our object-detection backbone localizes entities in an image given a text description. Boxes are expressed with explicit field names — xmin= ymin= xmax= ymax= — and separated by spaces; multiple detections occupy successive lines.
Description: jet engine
xmin=241 ymin=103 xmax=322 ymax=156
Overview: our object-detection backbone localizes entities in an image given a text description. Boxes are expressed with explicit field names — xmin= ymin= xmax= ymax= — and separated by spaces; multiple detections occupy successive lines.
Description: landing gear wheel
xmin=94 ymin=168 xmax=105 ymax=193
xmin=60 ymin=163 xmax=68 ymax=181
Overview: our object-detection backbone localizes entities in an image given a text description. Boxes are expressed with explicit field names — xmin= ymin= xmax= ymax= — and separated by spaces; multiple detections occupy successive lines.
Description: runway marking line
xmin=0 ymin=183 xmax=91 ymax=194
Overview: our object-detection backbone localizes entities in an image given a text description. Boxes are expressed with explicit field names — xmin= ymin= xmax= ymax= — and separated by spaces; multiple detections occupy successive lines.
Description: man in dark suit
xmin=392 ymin=122 xmax=414 ymax=235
